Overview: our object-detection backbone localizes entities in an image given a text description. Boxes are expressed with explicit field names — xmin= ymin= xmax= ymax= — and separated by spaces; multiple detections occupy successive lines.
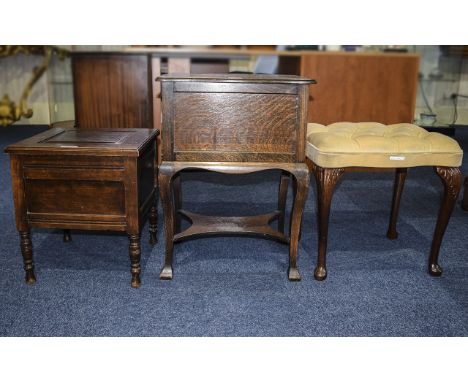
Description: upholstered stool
xmin=306 ymin=122 xmax=463 ymax=280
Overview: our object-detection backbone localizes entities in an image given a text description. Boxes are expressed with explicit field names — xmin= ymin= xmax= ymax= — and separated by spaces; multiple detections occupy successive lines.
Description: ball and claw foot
xmin=160 ymin=265 xmax=173 ymax=280
xmin=429 ymin=263 xmax=443 ymax=277
xmin=314 ymin=266 xmax=327 ymax=281
xmin=288 ymin=267 xmax=301 ymax=281
xmin=131 ymin=274 xmax=141 ymax=288
xmin=386 ymin=229 xmax=398 ymax=240
xmin=25 ymin=270 xmax=36 ymax=285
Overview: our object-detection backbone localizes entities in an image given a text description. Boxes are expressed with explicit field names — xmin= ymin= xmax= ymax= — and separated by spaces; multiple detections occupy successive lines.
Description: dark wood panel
xmin=173 ymin=92 xmax=298 ymax=154
xmin=28 ymin=220 xmax=127 ymax=232
xmin=23 ymin=166 xmax=124 ymax=181
xmin=25 ymin=179 xmax=126 ymax=216
xmin=301 ymin=53 xmax=419 ymax=124
xmin=174 ymin=151 xmax=295 ymax=163
xmin=72 ymin=54 xmax=152 ymax=129
xmin=28 ymin=212 xmax=126 ymax=224
xmin=138 ymin=143 xmax=156 ymax=211
xmin=278 ymin=56 xmax=301 ymax=75
xmin=19 ymin=155 xmax=124 ymax=168
xmin=43 ymin=129 xmax=131 ymax=144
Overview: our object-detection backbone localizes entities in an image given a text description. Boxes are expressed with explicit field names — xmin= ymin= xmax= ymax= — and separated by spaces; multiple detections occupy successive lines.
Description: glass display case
xmin=413 ymin=45 xmax=467 ymax=135
xmin=46 ymin=53 xmax=75 ymax=125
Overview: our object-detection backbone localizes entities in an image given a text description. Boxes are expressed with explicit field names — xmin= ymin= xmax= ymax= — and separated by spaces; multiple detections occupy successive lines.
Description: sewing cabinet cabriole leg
xmin=19 ymin=230 xmax=36 ymax=284
xmin=387 ymin=168 xmax=408 ymax=240
xmin=278 ymin=171 xmax=289 ymax=234
xmin=313 ymin=165 xmax=345 ymax=281
xmin=287 ymin=167 xmax=309 ymax=281
xmin=159 ymin=164 xmax=176 ymax=280
xmin=428 ymin=166 xmax=462 ymax=276
xmin=173 ymin=173 xmax=182 ymax=234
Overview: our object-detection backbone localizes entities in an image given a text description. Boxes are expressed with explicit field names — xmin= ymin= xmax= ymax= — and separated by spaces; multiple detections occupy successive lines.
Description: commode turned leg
xmin=313 ymin=166 xmax=345 ymax=281
xmin=19 ymin=230 xmax=36 ymax=284
xmin=387 ymin=168 xmax=407 ymax=240
xmin=149 ymin=196 xmax=158 ymax=245
xmin=429 ymin=166 xmax=461 ymax=276
xmin=128 ymin=234 xmax=142 ymax=288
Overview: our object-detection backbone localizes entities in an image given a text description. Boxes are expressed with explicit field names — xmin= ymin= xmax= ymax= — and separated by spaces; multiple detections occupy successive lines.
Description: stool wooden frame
xmin=303 ymin=158 xmax=462 ymax=280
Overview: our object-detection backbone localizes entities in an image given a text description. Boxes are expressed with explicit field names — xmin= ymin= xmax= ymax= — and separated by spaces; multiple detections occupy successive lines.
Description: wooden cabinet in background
xmin=301 ymin=52 xmax=420 ymax=125
xmin=71 ymin=49 xmax=420 ymax=131
xmin=72 ymin=53 xmax=153 ymax=129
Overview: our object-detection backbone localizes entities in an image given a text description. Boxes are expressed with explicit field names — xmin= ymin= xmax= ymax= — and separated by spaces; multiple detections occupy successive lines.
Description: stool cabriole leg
xmin=159 ymin=168 xmax=175 ymax=280
xmin=462 ymin=176 xmax=468 ymax=211
xmin=278 ymin=171 xmax=289 ymax=234
xmin=149 ymin=198 xmax=158 ymax=245
xmin=429 ymin=166 xmax=461 ymax=276
xmin=19 ymin=231 xmax=36 ymax=284
xmin=63 ymin=229 xmax=72 ymax=242
xmin=288 ymin=168 xmax=309 ymax=281
xmin=128 ymin=234 xmax=141 ymax=288
xmin=314 ymin=166 xmax=344 ymax=281
xmin=387 ymin=168 xmax=407 ymax=240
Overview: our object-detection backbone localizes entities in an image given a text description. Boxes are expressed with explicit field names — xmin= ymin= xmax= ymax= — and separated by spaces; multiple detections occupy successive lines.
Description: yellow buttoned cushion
xmin=306 ymin=122 xmax=463 ymax=168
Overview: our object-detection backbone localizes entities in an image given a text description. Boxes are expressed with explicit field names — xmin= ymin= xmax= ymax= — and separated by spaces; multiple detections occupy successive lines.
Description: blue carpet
xmin=0 ymin=125 xmax=467 ymax=336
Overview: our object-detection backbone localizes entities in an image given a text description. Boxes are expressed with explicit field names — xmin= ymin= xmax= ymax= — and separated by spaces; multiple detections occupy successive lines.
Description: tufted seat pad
xmin=306 ymin=122 xmax=463 ymax=168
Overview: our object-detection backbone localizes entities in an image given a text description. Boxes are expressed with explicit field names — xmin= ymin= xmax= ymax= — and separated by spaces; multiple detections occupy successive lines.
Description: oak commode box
xmin=5 ymin=127 xmax=159 ymax=288
xmin=157 ymin=74 xmax=315 ymax=280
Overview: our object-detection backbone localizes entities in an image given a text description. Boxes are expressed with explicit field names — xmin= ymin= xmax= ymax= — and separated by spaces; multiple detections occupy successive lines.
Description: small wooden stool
xmin=305 ymin=122 xmax=463 ymax=280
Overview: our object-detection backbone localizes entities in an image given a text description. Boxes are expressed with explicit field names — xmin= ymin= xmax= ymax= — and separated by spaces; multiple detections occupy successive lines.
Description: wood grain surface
xmin=72 ymin=54 xmax=152 ymax=129
xmin=173 ymin=93 xmax=297 ymax=154
xmin=301 ymin=53 xmax=419 ymax=124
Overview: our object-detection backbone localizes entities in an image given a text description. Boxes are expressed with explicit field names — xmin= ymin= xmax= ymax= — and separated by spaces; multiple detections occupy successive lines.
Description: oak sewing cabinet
xmin=5 ymin=127 xmax=159 ymax=288
xmin=157 ymin=74 xmax=315 ymax=280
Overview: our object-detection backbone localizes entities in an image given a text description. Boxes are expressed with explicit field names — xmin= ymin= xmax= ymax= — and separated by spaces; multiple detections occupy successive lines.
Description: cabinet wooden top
xmin=5 ymin=128 xmax=159 ymax=157
xmin=71 ymin=48 xmax=419 ymax=60
xmin=157 ymin=73 xmax=315 ymax=85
